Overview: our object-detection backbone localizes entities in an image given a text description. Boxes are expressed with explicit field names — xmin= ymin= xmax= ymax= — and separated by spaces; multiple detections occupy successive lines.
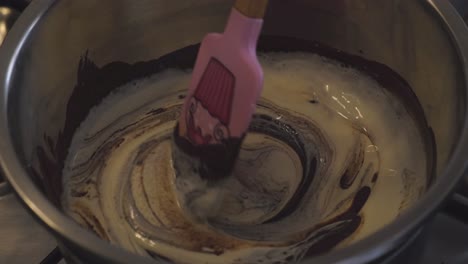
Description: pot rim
xmin=0 ymin=0 xmax=467 ymax=263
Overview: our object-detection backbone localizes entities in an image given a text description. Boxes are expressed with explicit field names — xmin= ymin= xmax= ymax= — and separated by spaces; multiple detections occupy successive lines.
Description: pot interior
xmin=4 ymin=0 xmax=466 ymax=261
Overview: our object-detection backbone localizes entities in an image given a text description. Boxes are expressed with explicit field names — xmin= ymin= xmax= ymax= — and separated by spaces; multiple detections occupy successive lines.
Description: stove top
xmin=1 ymin=1 xmax=468 ymax=263
xmin=0 ymin=194 xmax=58 ymax=263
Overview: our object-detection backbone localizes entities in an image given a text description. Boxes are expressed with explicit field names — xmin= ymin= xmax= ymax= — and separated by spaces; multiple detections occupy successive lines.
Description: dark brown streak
xmin=340 ymin=135 xmax=365 ymax=189
xmin=304 ymin=186 xmax=371 ymax=257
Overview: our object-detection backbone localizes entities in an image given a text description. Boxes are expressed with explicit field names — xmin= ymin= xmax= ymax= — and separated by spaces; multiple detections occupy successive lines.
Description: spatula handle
xmin=234 ymin=0 xmax=269 ymax=19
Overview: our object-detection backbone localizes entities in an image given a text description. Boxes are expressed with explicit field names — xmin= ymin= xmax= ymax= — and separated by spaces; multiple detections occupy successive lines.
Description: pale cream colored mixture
xmin=62 ymin=52 xmax=429 ymax=263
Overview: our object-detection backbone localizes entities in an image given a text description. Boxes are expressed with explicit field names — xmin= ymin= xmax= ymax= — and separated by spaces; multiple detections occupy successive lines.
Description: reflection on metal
xmin=0 ymin=6 xmax=11 ymax=15
xmin=0 ymin=6 xmax=20 ymax=195
xmin=0 ymin=6 xmax=20 ymax=46
xmin=0 ymin=194 xmax=58 ymax=263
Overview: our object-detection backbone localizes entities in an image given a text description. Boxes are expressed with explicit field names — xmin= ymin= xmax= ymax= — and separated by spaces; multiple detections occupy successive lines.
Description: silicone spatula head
xmin=174 ymin=0 xmax=269 ymax=181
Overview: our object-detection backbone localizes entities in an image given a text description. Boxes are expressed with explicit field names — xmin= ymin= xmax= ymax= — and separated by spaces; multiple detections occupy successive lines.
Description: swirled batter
xmin=62 ymin=52 xmax=431 ymax=263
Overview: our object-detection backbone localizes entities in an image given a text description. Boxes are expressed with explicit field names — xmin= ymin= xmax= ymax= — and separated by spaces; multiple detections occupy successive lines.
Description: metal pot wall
xmin=1 ymin=0 xmax=468 ymax=263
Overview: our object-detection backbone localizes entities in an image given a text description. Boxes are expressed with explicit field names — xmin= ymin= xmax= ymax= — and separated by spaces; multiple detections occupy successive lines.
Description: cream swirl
xmin=62 ymin=52 xmax=431 ymax=264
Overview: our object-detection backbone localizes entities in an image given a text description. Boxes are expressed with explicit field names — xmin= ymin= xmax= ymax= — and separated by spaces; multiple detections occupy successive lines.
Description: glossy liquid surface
xmin=62 ymin=52 xmax=431 ymax=263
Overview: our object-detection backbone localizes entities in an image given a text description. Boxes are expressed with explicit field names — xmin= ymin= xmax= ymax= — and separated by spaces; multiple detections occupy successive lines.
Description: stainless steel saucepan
xmin=1 ymin=0 xmax=468 ymax=263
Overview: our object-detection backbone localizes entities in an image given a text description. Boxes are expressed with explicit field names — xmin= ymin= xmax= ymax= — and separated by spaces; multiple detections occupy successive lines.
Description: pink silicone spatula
xmin=174 ymin=0 xmax=269 ymax=181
